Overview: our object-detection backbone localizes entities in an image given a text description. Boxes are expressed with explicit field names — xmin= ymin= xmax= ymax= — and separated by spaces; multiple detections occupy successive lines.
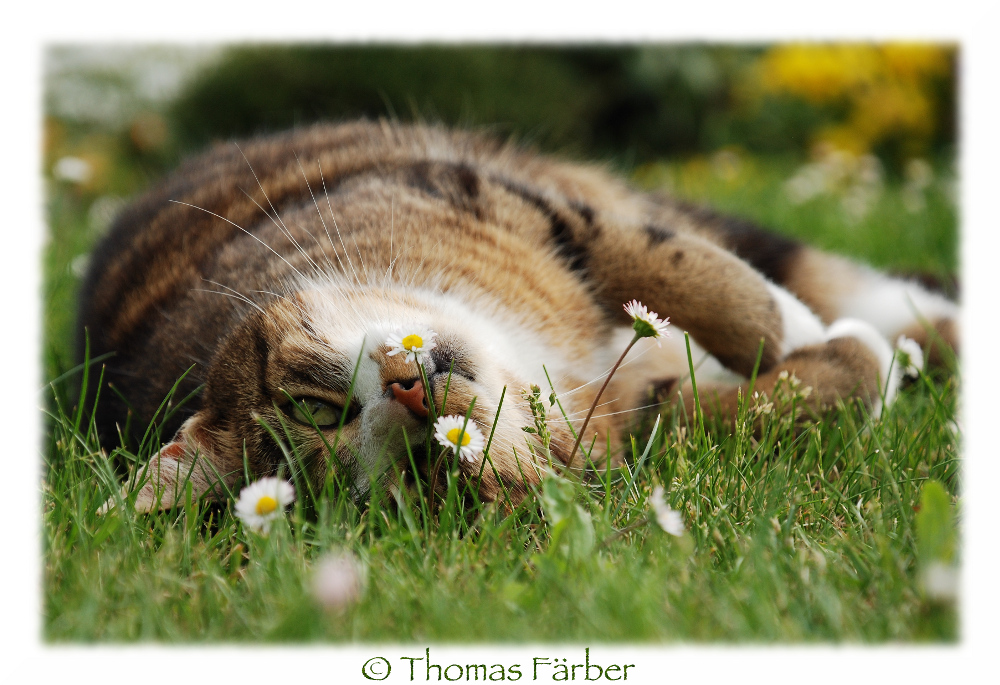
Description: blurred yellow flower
xmin=760 ymin=44 xmax=881 ymax=104
xmin=757 ymin=43 xmax=954 ymax=158
xmin=881 ymin=43 xmax=951 ymax=80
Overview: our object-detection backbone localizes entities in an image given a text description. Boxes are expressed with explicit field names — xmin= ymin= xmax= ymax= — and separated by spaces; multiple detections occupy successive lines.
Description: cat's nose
xmin=390 ymin=379 xmax=429 ymax=418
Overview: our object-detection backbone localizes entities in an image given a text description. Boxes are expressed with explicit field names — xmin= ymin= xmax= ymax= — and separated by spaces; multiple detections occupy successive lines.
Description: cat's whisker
xmin=564 ymin=401 xmax=665 ymax=423
xmin=166 ymin=200 xmax=309 ymax=283
xmin=235 ymin=144 xmax=295 ymax=239
xmin=348 ymin=230 xmax=372 ymax=284
xmin=237 ymin=186 xmax=323 ymax=278
xmin=387 ymin=193 xmax=395 ymax=281
xmin=235 ymin=145 xmax=325 ymax=278
xmin=554 ymin=345 xmax=657 ymax=400
xmin=299 ymin=157 xmax=353 ymax=280
xmin=555 ymin=397 xmax=619 ymax=420
xmin=289 ymin=216 xmax=340 ymax=275
xmin=191 ymin=284 xmax=268 ymax=318
xmin=199 ymin=279 xmax=291 ymax=329
xmin=291 ymin=154 xmax=342 ymax=275
xmin=318 ymin=161 xmax=362 ymax=286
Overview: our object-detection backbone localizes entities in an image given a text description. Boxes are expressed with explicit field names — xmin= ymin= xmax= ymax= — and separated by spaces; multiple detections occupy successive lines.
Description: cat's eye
xmin=287 ymin=398 xmax=354 ymax=428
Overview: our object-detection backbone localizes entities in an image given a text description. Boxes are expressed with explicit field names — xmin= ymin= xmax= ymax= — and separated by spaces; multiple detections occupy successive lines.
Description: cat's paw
xmin=97 ymin=473 xmax=170 ymax=515
xmin=897 ymin=316 xmax=959 ymax=369
xmin=824 ymin=317 xmax=897 ymax=415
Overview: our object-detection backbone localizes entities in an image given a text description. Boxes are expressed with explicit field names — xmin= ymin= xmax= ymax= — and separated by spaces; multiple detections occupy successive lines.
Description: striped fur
xmin=80 ymin=121 xmax=959 ymax=511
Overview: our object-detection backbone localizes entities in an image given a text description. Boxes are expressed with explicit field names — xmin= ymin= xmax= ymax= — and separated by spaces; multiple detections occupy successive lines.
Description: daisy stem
xmin=416 ymin=360 xmax=438 ymax=423
xmin=684 ymin=331 xmax=703 ymax=436
xmin=416 ymin=360 xmax=440 ymax=511
xmin=567 ymin=333 xmax=640 ymax=465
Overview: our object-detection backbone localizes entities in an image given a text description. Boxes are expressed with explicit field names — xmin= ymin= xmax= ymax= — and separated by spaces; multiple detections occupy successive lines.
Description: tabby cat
xmin=79 ymin=121 xmax=958 ymax=511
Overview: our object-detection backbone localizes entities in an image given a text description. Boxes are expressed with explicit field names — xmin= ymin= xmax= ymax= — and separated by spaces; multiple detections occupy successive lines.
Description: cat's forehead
xmin=293 ymin=285 xmax=436 ymax=347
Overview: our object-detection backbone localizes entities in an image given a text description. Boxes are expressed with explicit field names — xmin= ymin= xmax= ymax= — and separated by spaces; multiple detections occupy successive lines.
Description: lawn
xmin=41 ymin=145 xmax=960 ymax=642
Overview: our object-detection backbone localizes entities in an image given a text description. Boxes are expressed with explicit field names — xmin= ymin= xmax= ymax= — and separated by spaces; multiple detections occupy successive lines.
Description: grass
xmin=42 ymin=153 xmax=960 ymax=642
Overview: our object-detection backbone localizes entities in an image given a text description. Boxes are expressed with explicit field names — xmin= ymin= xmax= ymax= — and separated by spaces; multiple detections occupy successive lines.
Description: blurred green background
xmin=44 ymin=43 xmax=959 ymax=379
xmin=45 ymin=43 xmax=958 ymax=176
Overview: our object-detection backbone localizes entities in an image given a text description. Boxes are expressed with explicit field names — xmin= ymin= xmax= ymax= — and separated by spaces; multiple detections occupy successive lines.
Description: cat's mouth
xmin=395 ymin=442 xmax=450 ymax=498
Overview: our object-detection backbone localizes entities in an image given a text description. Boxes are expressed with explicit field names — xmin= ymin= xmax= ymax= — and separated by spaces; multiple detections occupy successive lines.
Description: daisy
xmin=312 ymin=550 xmax=366 ymax=612
xmin=234 ymin=477 xmax=295 ymax=534
xmin=624 ymin=300 xmax=671 ymax=345
xmin=385 ymin=326 xmax=437 ymax=364
xmin=895 ymin=335 xmax=924 ymax=379
xmin=568 ymin=300 xmax=669 ymax=464
xmin=651 ymin=485 xmax=685 ymax=536
xmin=922 ymin=561 xmax=959 ymax=602
xmin=433 ymin=415 xmax=486 ymax=463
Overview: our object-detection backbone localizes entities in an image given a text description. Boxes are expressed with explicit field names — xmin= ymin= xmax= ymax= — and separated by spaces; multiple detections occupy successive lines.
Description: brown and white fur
xmin=79 ymin=121 xmax=959 ymax=512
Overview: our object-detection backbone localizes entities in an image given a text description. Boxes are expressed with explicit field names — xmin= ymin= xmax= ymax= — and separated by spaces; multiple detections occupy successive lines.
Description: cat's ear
xmin=99 ymin=412 xmax=238 ymax=514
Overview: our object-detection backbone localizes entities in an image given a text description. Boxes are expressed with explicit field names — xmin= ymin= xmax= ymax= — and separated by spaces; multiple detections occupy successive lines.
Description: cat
xmin=79 ymin=120 xmax=959 ymax=512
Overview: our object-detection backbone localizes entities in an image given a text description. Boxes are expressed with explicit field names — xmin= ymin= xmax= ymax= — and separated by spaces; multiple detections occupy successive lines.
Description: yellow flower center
xmin=401 ymin=334 xmax=424 ymax=351
xmin=255 ymin=495 xmax=278 ymax=515
xmin=446 ymin=427 xmax=472 ymax=447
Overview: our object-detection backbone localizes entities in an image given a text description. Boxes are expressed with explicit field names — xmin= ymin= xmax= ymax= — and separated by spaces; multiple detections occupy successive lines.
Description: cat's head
xmin=126 ymin=280 xmax=580 ymax=512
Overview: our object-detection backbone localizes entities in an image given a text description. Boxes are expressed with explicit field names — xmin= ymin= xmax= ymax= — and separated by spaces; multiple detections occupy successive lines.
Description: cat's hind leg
xmin=652 ymin=317 xmax=898 ymax=429
xmin=783 ymin=247 xmax=959 ymax=367
xmin=648 ymin=203 xmax=959 ymax=367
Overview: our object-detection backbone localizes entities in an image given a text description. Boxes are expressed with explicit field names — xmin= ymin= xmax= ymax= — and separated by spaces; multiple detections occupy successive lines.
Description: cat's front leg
xmin=582 ymin=227 xmax=823 ymax=377
xmin=98 ymin=414 xmax=239 ymax=514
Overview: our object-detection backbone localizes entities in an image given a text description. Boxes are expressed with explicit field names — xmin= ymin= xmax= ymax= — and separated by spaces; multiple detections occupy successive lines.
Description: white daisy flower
xmin=312 ymin=550 xmax=366 ymax=612
xmin=651 ymin=485 xmax=685 ymax=536
xmin=895 ymin=335 xmax=924 ymax=379
xmin=385 ymin=326 xmax=438 ymax=363
xmin=624 ymin=300 xmax=671 ymax=345
xmin=234 ymin=476 xmax=295 ymax=534
xmin=922 ymin=561 xmax=959 ymax=602
xmin=433 ymin=415 xmax=486 ymax=463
